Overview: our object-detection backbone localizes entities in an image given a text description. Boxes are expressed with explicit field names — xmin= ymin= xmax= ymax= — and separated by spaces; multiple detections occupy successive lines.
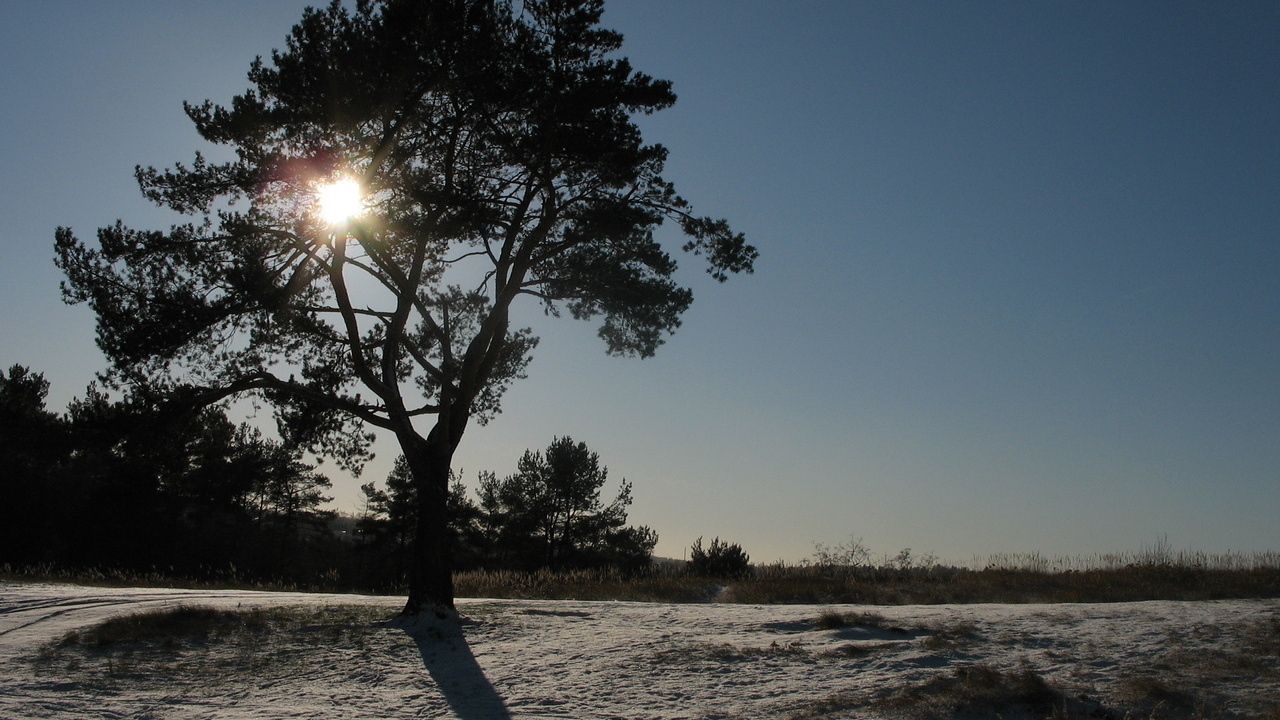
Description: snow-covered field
xmin=2 ymin=582 xmax=1276 ymax=718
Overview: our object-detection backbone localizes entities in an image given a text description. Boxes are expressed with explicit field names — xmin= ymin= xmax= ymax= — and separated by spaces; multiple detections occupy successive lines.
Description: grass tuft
xmin=873 ymin=665 xmax=1062 ymax=719
xmin=37 ymin=604 xmax=397 ymax=684
xmin=814 ymin=610 xmax=849 ymax=630
xmin=920 ymin=621 xmax=982 ymax=652
xmin=821 ymin=642 xmax=894 ymax=659
xmin=813 ymin=610 xmax=909 ymax=634
xmin=57 ymin=606 xmax=270 ymax=649
xmin=654 ymin=640 xmax=812 ymax=664
xmin=1115 ymin=676 xmax=1206 ymax=717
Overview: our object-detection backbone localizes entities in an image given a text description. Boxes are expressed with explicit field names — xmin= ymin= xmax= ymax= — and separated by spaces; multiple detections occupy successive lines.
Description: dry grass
xmin=732 ymin=563 xmax=1280 ymax=604
xmin=875 ymin=664 xmax=1062 ymax=719
xmin=813 ymin=609 xmax=849 ymax=630
xmin=456 ymin=562 xmax=1280 ymax=607
xmin=788 ymin=663 xmax=1259 ymax=720
xmin=1 ymin=561 xmax=320 ymax=593
xmin=55 ymin=606 xmax=272 ymax=649
xmin=653 ymin=640 xmax=812 ymax=664
xmin=920 ymin=621 xmax=982 ymax=652
xmin=453 ymin=567 xmax=721 ymax=602
xmin=815 ymin=610 xmax=878 ymax=630
xmin=820 ymin=642 xmax=896 ymax=659
xmin=1114 ymin=677 xmax=1210 ymax=719
xmin=9 ymin=548 xmax=1280 ymax=605
xmin=1123 ymin=612 xmax=1280 ymax=718
xmin=35 ymin=604 xmax=396 ymax=683
xmin=975 ymin=544 xmax=1280 ymax=573
xmin=813 ymin=610 xmax=910 ymax=634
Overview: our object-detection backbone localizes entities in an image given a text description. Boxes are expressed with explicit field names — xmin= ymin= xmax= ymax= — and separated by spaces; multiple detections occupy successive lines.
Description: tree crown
xmin=56 ymin=0 xmax=756 ymax=462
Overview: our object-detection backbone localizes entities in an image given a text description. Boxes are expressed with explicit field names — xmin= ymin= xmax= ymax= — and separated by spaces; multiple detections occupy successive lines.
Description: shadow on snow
xmin=391 ymin=614 xmax=511 ymax=720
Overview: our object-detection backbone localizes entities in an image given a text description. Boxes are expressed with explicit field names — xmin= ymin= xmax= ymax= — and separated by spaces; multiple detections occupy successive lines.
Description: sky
xmin=2 ymin=1 xmax=1278 ymax=564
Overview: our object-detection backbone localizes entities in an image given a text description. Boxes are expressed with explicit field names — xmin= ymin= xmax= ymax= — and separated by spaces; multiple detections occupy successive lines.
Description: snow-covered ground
xmin=2 ymin=582 xmax=1276 ymax=718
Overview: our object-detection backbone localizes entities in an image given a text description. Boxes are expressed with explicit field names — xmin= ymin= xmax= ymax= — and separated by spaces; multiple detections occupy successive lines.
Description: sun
xmin=315 ymin=177 xmax=365 ymax=226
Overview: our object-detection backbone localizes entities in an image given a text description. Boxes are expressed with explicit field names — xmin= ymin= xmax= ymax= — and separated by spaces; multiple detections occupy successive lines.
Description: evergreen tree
xmin=55 ymin=0 xmax=753 ymax=612
xmin=0 ymin=366 xmax=68 ymax=563
xmin=688 ymin=537 xmax=751 ymax=578
xmin=359 ymin=458 xmax=485 ymax=571
xmin=480 ymin=436 xmax=656 ymax=570
xmin=361 ymin=437 xmax=656 ymax=572
xmin=55 ymin=382 xmax=333 ymax=571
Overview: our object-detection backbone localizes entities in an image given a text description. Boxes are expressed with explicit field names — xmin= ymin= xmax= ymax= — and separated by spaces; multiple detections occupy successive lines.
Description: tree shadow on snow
xmin=391 ymin=615 xmax=511 ymax=719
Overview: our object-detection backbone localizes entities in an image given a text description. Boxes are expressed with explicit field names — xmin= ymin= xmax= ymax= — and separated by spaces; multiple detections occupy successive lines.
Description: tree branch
xmin=186 ymin=370 xmax=396 ymax=430
xmin=328 ymin=237 xmax=396 ymax=403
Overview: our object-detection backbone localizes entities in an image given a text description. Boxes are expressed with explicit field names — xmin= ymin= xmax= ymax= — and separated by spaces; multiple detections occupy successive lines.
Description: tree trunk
xmin=401 ymin=433 xmax=455 ymax=615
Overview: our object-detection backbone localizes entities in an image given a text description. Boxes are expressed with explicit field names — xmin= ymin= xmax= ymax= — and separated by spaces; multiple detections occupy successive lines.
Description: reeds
xmin=8 ymin=542 xmax=1280 ymax=605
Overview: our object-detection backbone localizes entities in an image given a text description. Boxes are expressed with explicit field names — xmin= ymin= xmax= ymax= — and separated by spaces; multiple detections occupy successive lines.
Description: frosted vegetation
xmin=5 ymin=583 xmax=1278 ymax=719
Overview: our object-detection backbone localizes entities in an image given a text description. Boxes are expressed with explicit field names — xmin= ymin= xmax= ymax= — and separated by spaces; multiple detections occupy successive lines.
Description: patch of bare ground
xmin=33 ymin=604 xmax=409 ymax=691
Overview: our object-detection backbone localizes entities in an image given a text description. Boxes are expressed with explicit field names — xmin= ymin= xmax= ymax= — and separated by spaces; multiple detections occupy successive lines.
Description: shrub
xmin=810 ymin=536 xmax=871 ymax=569
xmin=688 ymin=537 xmax=751 ymax=578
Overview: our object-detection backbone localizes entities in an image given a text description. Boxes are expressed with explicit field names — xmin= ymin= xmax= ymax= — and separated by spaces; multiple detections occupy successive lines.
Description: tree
xmin=55 ymin=384 xmax=334 ymax=570
xmin=688 ymin=536 xmax=750 ymax=578
xmin=0 ymin=366 xmax=68 ymax=563
xmin=361 ymin=440 xmax=655 ymax=572
xmin=360 ymin=458 xmax=487 ymax=573
xmin=55 ymin=0 xmax=755 ymax=613
xmin=243 ymin=433 xmax=334 ymax=535
xmin=358 ymin=456 xmax=420 ymax=556
xmin=481 ymin=436 xmax=653 ymax=569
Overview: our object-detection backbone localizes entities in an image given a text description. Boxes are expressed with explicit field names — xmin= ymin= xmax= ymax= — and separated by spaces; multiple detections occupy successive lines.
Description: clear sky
xmin=3 ymin=1 xmax=1278 ymax=563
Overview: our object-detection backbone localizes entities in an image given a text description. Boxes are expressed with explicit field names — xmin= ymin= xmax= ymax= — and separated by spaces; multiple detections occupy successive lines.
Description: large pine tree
xmin=56 ymin=0 xmax=755 ymax=613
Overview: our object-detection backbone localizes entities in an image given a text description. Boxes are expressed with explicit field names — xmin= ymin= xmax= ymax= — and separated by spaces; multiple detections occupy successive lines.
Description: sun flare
xmin=316 ymin=177 xmax=365 ymax=226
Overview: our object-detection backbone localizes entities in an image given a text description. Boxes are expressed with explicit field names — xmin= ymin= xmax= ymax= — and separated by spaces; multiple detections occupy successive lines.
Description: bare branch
xmin=328 ymin=237 xmax=396 ymax=403
xmin=442 ymin=249 xmax=491 ymax=264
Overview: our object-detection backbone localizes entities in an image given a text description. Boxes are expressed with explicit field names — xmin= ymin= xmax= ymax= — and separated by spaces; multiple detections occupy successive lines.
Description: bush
xmin=687 ymin=537 xmax=751 ymax=578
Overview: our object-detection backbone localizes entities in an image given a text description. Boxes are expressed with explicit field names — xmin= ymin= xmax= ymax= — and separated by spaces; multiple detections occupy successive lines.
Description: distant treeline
xmin=0 ymin=365 xmax=655 ymax=591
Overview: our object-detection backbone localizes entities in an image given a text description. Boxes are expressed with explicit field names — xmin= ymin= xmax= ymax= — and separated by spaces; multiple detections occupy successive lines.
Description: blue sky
xmin=2 ymin=1 xmax=1277 ymax=563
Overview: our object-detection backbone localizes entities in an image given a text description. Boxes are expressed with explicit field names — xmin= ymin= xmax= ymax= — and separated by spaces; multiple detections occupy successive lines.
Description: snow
xmin=2 ymin=581 xmax=1276 ymax=718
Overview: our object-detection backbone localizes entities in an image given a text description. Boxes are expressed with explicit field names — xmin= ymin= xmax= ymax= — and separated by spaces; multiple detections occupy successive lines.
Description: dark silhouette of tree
xmin=0 ymin=366 xmax=69 ymax=563
xmin=359 ymin=457 xmax=419 ymax=553
xmin=360 ymin=458 xmax=487 ymax=574
xmin=64 ymin=387 xmax=331 ymax=526
xmin=447 ymin=473 xmax=487 ymax=568
xmin=360 ymin=437 xmax=656 ymax=572
xmin=242 ymin=430 xmax=334 ymax=537
xmin=0 ymin=366 xmax=336 ymax=577
xmin=477 ymin=436 xmax=656 ymax=570
xmin=688 ymin=536 xmax=750 ymax=578
xmin=55 ymin=0 xmax=754 ymax=612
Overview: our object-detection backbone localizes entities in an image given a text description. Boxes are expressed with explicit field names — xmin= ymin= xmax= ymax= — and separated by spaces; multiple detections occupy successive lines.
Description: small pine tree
xmin=476 ymin=436 xmax=655 ymax=571
xmin=688 ymin=536 xmax=751 ymax=578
